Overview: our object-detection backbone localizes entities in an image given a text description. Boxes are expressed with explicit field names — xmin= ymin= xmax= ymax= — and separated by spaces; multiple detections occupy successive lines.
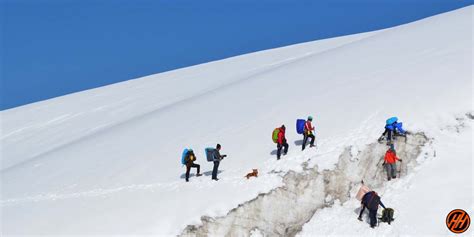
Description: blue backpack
xmin=394 ymin=122 xmax=405 ymax=133
xmin=386 ymin=122 xmax=405 ymax=133
xmin=181 ymin=148 xmax=189 ymax=165
xmin=205 ymin=147 xmax=215 ymax=162
xmin=296 ymin=119 xmax=305 ymax=134
xmin=386 ymin=117 xmax=398 ymax=125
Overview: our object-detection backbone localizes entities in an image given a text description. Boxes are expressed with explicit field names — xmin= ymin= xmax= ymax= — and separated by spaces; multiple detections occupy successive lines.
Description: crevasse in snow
xmin=181 ymin=133 xmax=429 ymax=236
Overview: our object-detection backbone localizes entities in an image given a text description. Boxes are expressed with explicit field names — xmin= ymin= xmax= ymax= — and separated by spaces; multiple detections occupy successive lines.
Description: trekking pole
xmin=374 ymin=158 xmax=384 ymax=180
xmin=405 ymin=160 xmax=408 ymax=176
xmin=398 ymin=160 xmax=402 ymax=178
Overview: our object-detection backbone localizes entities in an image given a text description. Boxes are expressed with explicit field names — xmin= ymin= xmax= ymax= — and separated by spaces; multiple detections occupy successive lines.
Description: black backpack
xmin=380 ymin=208 xmax=395 ymax=224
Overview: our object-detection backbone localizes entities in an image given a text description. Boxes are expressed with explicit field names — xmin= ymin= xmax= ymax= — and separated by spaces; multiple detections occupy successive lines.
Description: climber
xmin=379 ymin=117 xmax=407 ymax=144
xmin=211 ymin=144 xmax=227 ymax=181
xmin=276 ymin=125 xmax=289 ymax=160
xmin=302 ymin=116 xmax=315 ymax=150
xmin=383 ymin=147 xmax=402 ymax=181
xmin=184 ymin=149 xmax=202 ymax=182
xmin=358 ymin=191 xmax=386 ymax=228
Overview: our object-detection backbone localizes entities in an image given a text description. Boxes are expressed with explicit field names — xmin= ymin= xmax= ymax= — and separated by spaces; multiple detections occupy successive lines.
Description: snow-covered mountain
xmin=1 ymin=6 xmax=472 ymax=236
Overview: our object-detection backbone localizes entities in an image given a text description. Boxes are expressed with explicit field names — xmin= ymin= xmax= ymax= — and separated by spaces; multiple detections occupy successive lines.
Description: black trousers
xmin=359 ymin=205 xmax=378 ymax=228
xmin=302 ymin=133 xmax=315 ymax=150
xmin=382 ymin=128 xmax=393 ymax=141
xmin=186 ymin=163 xmax=200 ymax=181
xmin=369 ymin=209 xmax=378 ymax=227
xmin=212 ymin=161 xmax=220 ymax=179
xmin=277 ymin=142 xmax=289 ymax=159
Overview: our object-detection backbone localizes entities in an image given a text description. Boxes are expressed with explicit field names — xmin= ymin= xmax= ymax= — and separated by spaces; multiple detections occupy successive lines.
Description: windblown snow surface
xmin=1 ymin=6 xmax=472 ymax=236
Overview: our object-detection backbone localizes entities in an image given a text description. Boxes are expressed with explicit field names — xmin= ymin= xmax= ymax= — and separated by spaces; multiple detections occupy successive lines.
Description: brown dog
xmin=245 ymin=169 xmax=258 ymax=179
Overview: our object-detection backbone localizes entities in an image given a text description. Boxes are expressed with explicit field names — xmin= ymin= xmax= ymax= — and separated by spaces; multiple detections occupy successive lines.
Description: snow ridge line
xmin=2 ymin=31 xmax=383 ymax=173
xmin=0 ymin=32 xmax=376 ymax=141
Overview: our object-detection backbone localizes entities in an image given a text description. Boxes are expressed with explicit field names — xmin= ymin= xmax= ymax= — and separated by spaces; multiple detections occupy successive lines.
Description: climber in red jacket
xmin=384 ymin=147 xmax=402 ymax=181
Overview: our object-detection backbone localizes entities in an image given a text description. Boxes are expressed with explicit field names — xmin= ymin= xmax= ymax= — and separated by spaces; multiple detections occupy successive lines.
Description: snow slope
xmin=299 ymin=115 xmax=473 ymax=236
xmin=1 ymin=6 xmax=472 ymax=235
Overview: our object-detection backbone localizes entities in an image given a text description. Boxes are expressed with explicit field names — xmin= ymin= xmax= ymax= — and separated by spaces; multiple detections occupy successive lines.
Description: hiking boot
xmin=196 ymin=174 xmax=202 ymax=177
xmin=387 ymin=177 xmax=391 ymax=181
xmin=310 ymin=144 xmax=315 ymax=148
xmin=358 ymin=216 xmax=363 ymax=221
xmin=212 ymin=178 xmax=219 ymax=181
xmin=392 ymin=176 xmax=396 ymax=179
xmin=186 ymin=179 xmax=189 ymax=182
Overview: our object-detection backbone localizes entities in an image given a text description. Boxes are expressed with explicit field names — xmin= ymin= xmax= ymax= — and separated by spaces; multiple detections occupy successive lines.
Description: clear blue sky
xmin=1 ymin=0 xmax=471 ymax=110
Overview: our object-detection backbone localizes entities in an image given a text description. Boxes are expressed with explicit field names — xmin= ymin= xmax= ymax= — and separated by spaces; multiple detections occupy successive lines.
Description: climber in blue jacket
xmin=379 ymin=117 xmax=406 ymax=143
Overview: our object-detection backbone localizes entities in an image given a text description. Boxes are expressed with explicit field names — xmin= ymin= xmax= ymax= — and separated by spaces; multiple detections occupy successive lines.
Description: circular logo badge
xmin=446 ymin=209 xmax=470 ymax=233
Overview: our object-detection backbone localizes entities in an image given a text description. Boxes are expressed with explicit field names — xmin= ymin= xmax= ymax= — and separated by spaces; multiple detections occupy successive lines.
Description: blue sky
xmin=1 ymin=0 xmax=471 ymax=110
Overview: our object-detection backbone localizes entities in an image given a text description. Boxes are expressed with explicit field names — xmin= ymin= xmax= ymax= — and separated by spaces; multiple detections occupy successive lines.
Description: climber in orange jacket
xmin=384 ymin=147 xmax=402 ymax=181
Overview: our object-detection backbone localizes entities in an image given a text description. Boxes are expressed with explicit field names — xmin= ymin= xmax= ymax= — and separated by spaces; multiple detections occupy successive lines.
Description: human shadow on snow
xmin=203 ymin=170 xmax=223 ymax=177
xmin=179 ymin=170 xmax=223 ymax=179
xmin=294 ymin=140 xmax=304 ymax=146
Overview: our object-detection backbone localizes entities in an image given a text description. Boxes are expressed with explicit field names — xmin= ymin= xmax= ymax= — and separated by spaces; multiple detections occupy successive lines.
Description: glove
xmin=223 ymin=155 xmax=227 ymax=158
xmin=399 ymin=159 xmax=403 ymax=162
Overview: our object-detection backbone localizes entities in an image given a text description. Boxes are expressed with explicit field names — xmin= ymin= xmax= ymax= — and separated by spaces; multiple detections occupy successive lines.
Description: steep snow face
xmin=299 ymin=114 xmax=473 ymax=236
xmin=1 ymin=6 xmax=472 ymax=236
